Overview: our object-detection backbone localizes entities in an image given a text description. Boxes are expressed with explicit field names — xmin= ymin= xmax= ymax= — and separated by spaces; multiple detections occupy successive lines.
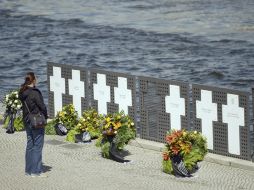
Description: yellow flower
xmin=104 ymin=122 xmax=111 ymax=129
xmin=113 ymin=122 xmax=121 ymax=130
xmin=105 ymin=117 xmax=111 ymax=123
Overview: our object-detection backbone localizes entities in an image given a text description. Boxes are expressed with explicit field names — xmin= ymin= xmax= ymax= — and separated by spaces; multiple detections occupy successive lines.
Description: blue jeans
xmin=25 ymin=125 xmax=45 ymax=175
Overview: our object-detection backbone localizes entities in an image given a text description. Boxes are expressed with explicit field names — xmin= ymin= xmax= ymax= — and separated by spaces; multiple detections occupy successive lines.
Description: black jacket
xmin=19 ymin=87 xmax=48 ymax=123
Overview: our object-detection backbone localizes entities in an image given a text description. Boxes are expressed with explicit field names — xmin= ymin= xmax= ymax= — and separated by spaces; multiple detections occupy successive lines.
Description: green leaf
xmin=66 ymin=129 xmax=78 ymax=143
xmin=45 ymin=120 xmax=57 ymax=135
xmin=14 ymin=117 xmax=24 ymax=131
xmin=114 ymin=125 xmax=136 ymax=150
xmin=101 ymin=142 xmax=110 ymax=158
xmin=162 ymin=160 xmax=173 ymax=174
xmin=3 ymin=116 xmax=10 ymax=129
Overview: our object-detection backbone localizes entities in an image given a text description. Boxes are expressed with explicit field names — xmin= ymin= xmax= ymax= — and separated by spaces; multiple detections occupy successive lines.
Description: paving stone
xmin=0 ymin=127 xmax=254 ymax=190
xmin=45 ymin=139 xmax=66 ymax=146
xmin=60 ymin=143 xmax=82 ymax=149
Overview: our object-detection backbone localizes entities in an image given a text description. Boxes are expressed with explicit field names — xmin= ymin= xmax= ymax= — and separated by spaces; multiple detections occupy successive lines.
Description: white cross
xmin=165 ymin=85 xmax=185 ymax=130
xmin=196 ymin=90 xmax=217 ymax=150
xmin=93 ymin=74 xmax=110 ymax=115
xmin=222 ymin=94 xmax=244 ymax=155
xmin=114 ymin=77 xmax=132 ymax=114
xmin=68 ymin=70 xmax=85 ymax=117
xmin=50 ymin=67 xmax=65 ymax=116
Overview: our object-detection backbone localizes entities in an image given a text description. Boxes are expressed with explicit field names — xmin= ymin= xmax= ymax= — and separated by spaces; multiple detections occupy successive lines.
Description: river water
xmin=0 ymin=0 xmax=254 ymax=101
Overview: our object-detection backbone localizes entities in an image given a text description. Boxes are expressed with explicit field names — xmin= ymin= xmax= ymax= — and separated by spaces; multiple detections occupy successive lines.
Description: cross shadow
xmin=42 ymin=163 xmax=52 ymax=173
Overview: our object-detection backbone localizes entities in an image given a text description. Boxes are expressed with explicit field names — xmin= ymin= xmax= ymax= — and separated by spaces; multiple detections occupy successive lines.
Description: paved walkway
xmin=0 ymin=127 xmax=254 ymax=190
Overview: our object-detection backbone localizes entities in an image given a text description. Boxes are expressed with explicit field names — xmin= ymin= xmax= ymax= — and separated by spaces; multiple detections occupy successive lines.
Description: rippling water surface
xmin=0 ymin=0 xmax=254 ymax=101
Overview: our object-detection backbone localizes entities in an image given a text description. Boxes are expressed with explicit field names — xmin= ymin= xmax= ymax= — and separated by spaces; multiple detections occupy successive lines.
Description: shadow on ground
xmin=42 ymin=164 xmax=52 ymax=173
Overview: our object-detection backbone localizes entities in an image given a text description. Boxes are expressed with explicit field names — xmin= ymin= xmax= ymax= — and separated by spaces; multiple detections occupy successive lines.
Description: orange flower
xmin=171 ymin=145 xmax=180 ymax=155
xmin=165 ymin=135 xmax=174 ymax=144
xmin=163 ymin=152 xmax=169 ymax=161
xmin=113 ymin=122 xmax=121 ymax=130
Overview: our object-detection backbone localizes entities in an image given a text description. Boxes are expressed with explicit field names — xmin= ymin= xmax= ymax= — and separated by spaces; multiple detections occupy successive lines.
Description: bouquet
xmin=162 ymin=129 xmax=207 ymax=176
xmin=2 ymin=90 xmax=23 ymax=133
xmin=66 ymin=109 xmax=104 ymax=142
xmin=55 ymin=104 xmax=78 ymax=130
xmin=96 ymin=111 xmax=136 ymax=159
xmin=75 ymin=109 xmax=103 ymax=138
xmin=3 ymin=90 xmax=22 ymax=113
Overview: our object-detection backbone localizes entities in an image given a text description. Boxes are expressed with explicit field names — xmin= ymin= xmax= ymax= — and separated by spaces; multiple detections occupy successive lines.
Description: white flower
xmin=14 ymin=100 xmax=18 ymax=103
xmin=17 ymin=105 xmax=22 ymax=109
xmin=16 ymin=94 xmax=18 ymax=98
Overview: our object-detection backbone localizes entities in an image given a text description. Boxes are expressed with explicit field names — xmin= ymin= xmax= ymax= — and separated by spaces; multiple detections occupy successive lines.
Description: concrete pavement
xmin=129 ymin=138 xmax=254 ymax=172
xmin=0 ymin=127 xmax=254 ymax=190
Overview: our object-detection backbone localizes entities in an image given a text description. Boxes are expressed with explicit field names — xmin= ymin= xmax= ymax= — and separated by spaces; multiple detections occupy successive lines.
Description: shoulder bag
xmin=24 ymin=101 xmax=47 ymax=128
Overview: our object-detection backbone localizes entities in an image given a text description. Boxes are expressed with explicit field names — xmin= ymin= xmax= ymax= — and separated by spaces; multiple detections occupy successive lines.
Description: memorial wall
xmin=47 ymin=62 xmax=252 ymax=160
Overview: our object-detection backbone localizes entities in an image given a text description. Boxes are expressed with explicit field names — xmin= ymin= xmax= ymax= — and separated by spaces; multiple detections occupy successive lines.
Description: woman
xmin=19 ymin=72 xmax=48 ymax=177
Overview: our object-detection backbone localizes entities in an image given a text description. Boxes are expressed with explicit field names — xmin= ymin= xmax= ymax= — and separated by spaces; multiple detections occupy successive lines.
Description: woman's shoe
xmin=31 ymin=173 xmax=48 ymax=178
